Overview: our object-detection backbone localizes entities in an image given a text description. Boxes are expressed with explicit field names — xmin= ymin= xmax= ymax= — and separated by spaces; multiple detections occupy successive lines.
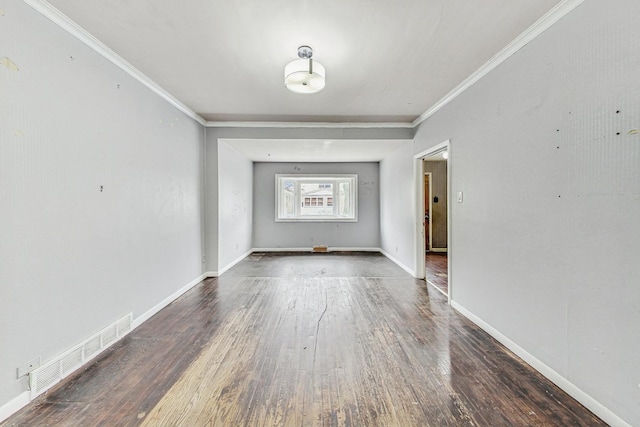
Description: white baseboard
xmin=379 ymin=249 xmax=417 ymax=277
xmin=0 ymin=391 xmax=29 ymax=423
xmin=205 ymin=271 xmax=218 ymax=277
xmin=426 ymin=280 xmax=448 ymax=297
xmin=451 ymin=301 xmax=631 ymax=427
xmin=217 ymin=249 xmax=253 ymax=276
xmin=132 ymin=273 xmax=207 ymax=329
xmin=251 ymin=247 xmax=381 ymax=253
xmin=327 ymin=247 xmax=381 ymax=252
xmin=430 ymin=247 xmax=448 ymax=253
xmin=252 ymin=247 xmax=310 ymax=252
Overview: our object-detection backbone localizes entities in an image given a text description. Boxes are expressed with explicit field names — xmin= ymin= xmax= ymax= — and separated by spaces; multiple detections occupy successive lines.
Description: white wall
xmin=379 ymin=142 xmax=416 ymax=274
xmin=413 ymin=1 xmax=640 ymax=424
xmin=0 ymin=0 xmax=205 ymax=411
xmin=204 ymin=127 xmax=411 ymax=263
xmin=204 ymin=129 xmax=219 ymax=273
xmin=253 ymin=162 xmax=380 ymax=249
xmin=217 ymin=141 xmax=253 ymax=272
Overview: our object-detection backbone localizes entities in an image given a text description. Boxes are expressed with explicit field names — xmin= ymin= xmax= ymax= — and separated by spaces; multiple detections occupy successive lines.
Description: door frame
xmin=424 ymin=172 xmax=433 ymax=252
xmin=414 ymin=139 xmax=451 ymax=302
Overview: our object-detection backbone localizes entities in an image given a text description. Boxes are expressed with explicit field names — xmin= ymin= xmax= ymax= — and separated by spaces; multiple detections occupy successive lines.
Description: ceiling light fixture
xmin=284 ymin=46 xmax=325 ymax=94
xmin=442 ymin=151 xmax=449 ymax=159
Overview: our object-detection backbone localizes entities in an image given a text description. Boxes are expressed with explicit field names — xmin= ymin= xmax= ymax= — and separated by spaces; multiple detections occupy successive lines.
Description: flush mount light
xmin=284 ymin=46 xmax=325 ymax=94
xmin=442 ymin=151 xmax=449 ymax=159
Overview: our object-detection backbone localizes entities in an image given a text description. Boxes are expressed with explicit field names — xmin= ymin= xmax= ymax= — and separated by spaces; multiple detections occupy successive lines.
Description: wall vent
xmin=29 ymin=313 xmax=133 ymax=400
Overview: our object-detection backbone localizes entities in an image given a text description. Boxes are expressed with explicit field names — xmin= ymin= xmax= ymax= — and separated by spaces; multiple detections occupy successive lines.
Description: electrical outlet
xmin=17 ymin=357 xmax=41 ymax=379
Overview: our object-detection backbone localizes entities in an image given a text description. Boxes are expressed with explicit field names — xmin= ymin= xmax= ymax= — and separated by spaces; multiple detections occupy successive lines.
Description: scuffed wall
xmin=0 ymin=0 xmax=204 ymax=410
xmin=218 ymin=141 xmax=253 ymax=270
xmin=413 ymin=0 xmax=640 ymax=424
xmin=253 ymin=162 xmax=380 ymax=249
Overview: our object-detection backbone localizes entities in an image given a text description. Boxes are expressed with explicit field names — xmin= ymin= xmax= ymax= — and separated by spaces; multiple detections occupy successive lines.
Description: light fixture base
xmin=297 ymin=46 xmax=313 ymax=59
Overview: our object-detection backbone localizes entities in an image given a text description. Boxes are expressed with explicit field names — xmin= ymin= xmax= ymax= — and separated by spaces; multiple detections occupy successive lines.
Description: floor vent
xmin=29 ymin=313 xmax=133 ymax=400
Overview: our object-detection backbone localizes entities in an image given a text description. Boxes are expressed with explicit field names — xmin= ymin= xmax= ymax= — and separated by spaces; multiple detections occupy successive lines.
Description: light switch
xmin=457 ymin=191 xmax=463 ymax=203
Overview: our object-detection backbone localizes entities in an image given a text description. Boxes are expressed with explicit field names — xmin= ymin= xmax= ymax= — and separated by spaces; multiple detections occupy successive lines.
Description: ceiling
xmin=223 ymin=139 xmax=410 ymax=162
xmin=45 ymin=0 xmax=562 ymax=125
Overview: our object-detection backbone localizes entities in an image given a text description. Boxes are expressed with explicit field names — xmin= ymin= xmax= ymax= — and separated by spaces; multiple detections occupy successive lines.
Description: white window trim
xmin=275 ymin=174 xmax=358 ymax=222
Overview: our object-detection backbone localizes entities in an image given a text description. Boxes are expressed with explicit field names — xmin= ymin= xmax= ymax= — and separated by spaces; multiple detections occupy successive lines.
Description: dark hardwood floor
xmin=426 ymin=252 xmax=448 ymax=296
xmin=3 ymin=252 xmax=604 ymax=426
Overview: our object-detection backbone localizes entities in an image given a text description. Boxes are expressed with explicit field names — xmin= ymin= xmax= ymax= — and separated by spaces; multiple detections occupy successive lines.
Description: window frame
xmin=275 ymin=174 xmax=358 ymax=222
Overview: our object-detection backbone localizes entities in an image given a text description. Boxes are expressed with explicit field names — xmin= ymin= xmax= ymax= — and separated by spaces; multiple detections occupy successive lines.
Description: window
xmin=276 ymin=174 xmax=357 ymax=222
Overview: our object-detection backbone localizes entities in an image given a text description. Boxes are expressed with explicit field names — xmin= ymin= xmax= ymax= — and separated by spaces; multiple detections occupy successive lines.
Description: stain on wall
xmin=1 ymin=57 xmax=19 ymax=71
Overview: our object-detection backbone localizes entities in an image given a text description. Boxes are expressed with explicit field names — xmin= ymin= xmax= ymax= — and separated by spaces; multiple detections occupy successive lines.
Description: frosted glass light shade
xmin=284 ymin=58 xmax=326 ymax=94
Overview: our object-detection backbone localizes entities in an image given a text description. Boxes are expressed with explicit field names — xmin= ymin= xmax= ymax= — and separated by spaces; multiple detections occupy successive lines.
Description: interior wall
xmin=0 ymin=0 xmax=205 ymax=411
xmin=203 ymin=127 xmax=413 ymax=142
xmin=423 ymin=161 xmax=447 ymax=249
xmin=413 ymin=1 xmax=640 ymax=424
xmin=253 ymin=162 xmax=380 ymax=249
xmin=204 ymin=128 xmax=219 ymax=273
xmin=203 ymin=127 xmax=412 ymax=272
xmin=217 ymin=141 xmax=253 ymax=271
xmin=379 ymin=141 xmax=416 ymax=274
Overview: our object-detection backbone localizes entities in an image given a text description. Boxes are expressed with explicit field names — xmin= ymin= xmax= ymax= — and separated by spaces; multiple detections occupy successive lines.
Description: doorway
xmin=414 ymin=140 xmax=450 ymax=301
xmin=424 ymin=172 xmax=432 ymax=251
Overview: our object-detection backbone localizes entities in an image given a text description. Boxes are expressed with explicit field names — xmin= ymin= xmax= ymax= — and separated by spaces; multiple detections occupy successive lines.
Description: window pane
xmin=300 ymin=182 xmax=334 ymax=216
xmin=282 ymin=180 xmax=295 ymax=217
xmin=276 ymin=175 xmax=356 ymax=222
xmin=338 ymin=181 xmax=352 ymax=217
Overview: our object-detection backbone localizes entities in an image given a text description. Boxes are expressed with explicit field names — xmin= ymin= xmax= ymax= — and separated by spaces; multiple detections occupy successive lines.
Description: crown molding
xmin=23 ymin=0 xmax=207 ymax=126
xmin=25 ymin=0 xmax=583 ymax=132
xmin=412 ymin=0 xmax=585 ymax=128
xmin=205 ymin=120 xmax=414 ymax=129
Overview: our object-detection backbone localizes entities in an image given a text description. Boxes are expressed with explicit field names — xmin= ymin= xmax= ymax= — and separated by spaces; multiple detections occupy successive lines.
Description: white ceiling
xmin=222 ymin=139 xmax=410 ymax=162
xmin=46 ymin=0 xmax=562 ymax=124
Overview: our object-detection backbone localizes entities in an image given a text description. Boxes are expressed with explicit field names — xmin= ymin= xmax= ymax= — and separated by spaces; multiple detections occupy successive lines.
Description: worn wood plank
xmin=3 ymin=253 xmax=605 ymax=427
xmin=426 ymin=252 xmax=448 ymax=296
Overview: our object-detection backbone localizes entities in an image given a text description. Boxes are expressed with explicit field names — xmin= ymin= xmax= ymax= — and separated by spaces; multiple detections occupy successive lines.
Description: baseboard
xmin=0 ymin=391 xmax=29 ymax=423
xmin=430 ymin=247 xmax=448 ymax=253
xmin=217 ymin=249 xmax=253 ymax=276
xmin=132 ymin=273 xmax=207 ymax=329
xmin=451 ymin=301 xmax=631 ymax=427
xmin=426 ymin=279 xmax=448 ymax=297
xmin=252 ymin=247 xmax=310 ymax=252
xmin=251 ymin=247 xmax=381 ymax=253
xmin=379 ymin=249 xmax=417 ymax=277
xmin=327 ymin=247 xmax=381 ymax=252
